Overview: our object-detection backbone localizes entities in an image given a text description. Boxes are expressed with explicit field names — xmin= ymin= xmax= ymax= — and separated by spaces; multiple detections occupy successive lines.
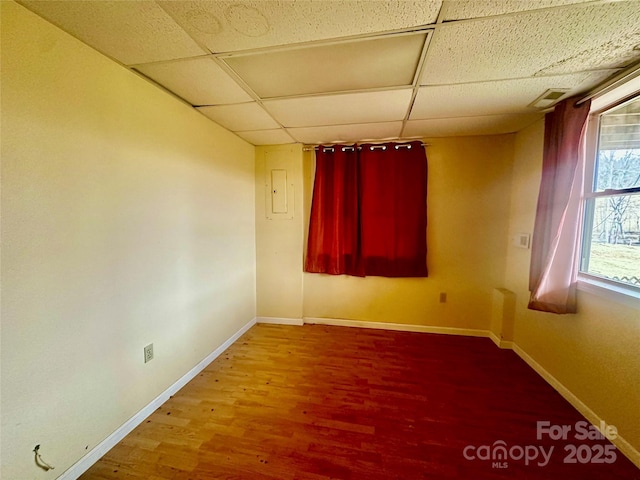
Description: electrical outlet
xmin=144 ymin=344 xmax=154 ymax=363
xmin=439 ymin=292 xmax=447 ymax=303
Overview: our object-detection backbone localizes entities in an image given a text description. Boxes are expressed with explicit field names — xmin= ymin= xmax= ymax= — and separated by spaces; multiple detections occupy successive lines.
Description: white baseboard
xmin=304 ymin=317 xmax=640 ymax=467
xmin=488 ymin=331 xmax=514 ymax=349
xmin=512 ymin=343 xmax=640 ymax=469
xmin=256 ymin=316 xmax=304 ymax=326
xmin=303 ymin=317 xmax=489 ymax=338
xmin=56 ymin=315 xmax=640 ymax=476
xmin=57 ymin=317 xmax=257 ymax=480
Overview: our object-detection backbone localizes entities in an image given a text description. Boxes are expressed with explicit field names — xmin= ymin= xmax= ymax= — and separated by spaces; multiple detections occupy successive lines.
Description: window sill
xmin=577 ymin=274 xmax=640 ymax=309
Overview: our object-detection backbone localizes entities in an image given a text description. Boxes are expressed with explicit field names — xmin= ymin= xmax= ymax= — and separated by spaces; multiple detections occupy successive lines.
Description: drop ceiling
xmin=18 ymin=0 xmax=640 ymax=146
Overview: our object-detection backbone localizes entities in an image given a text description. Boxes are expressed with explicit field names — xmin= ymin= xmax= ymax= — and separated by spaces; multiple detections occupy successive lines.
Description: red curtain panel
xmin=305 ymin=141 xmax=428 ymax=278
xmin=305 ymin=145 xmax=363 ymax=276
xmin=359 ymin=141 xmax=428 ymax=277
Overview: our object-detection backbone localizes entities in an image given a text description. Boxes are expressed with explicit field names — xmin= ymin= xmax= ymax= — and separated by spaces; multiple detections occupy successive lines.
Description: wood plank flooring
xmin=79 ymin=324 xmax=639 ymax=479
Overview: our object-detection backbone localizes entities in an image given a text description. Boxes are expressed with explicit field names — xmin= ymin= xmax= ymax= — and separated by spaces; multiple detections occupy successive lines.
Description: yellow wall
xmin=505 ymin=119 xmax=640 ymax=453
xmin=255 ymin=145 xmax=304 ymax=319
xmin=257 ymin=136 xmax=515 ymax=329
xmin=1 ymin=3 xmax=256 ymax=478
xmin=5 ymin=1 xmax=638 ymax=476
xmin=303 ymin=137 xmax=515 ymax=328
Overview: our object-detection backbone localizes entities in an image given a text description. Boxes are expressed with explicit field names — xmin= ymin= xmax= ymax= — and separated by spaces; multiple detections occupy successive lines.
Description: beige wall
xmin=257 ymin=135 xmax=515 ymax=330
xmin=505 ymin=119 xmax=640 ymax=453
xmin=255 ymin=145 xmax=304 ymax=319
xmin=4 ymin=1 xmax=638 ymax=476
xmin=303 ymin=136 xmax=515 ymax=328
xmin=1 ymin=3 xmax=256 ymax=478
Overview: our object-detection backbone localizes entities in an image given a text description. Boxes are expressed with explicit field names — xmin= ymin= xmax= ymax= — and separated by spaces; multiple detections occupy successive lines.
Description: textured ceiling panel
xmin=403 ymin=113 xmax=544 ymax=138
xmin=158 ymin=0 xmax=441 ymax=53
xmin=197 ymin=103 xmax=280 ymax=131
xmin=223 ymin=33 xmax=427 ymax=98
xmin=19 ymin=0 xmax=637 ymax=146
xmin=263 ymin=90 xmax=413 ymax=128
xmin=422 ymin=1 xmax=640 ymax=85
xmin=135 ymin=58 xmax=252 ymax=106
xmin=411 ymin=72 xmax=612 ymax=120
xmin=287 ymin=122 xmax=404 ymax=145
xmin=235 ymin=129 xmax=296 ymax=146
xmin=442 ymin=0 xmax=594 ymax=21
xmin=20 ymin=0 xmax=206 ymax=65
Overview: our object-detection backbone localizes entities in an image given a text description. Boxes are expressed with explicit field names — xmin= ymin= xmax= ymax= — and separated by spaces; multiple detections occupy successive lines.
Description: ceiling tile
xmin=135 ymin=58 xmax=252 ymax=106
xmin=404 ymin=113 xmax=544 ymax=138
xmin=287 ymin=122 xmax=403 ymax=145
xmin=158 ymin=0 xmax=441 ymax=53
xmin=20 ymin=0 xmax=206 ymax=65
xmin=222 ymin=33 xmax=427 ymax=98
xmin=235 ymin=129 xmax=296 ymax=146
xmin=412 ymin=72 xmax=612 ymax=119
xmin=442 ymin=0 xmax=594 ymax=21
xmin=197 ymin=103 xmax=280 ymax=131
xmin=263 ymin=90 xmax=413 ymax=128
xmin=21 ymin=0 xmax=633 ymax=147
xmin=422 ymin=1 xmax=640 ymax=85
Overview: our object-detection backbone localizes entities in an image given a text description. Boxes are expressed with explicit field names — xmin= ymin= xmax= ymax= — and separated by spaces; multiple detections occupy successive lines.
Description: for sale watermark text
xmin=537 ymin=420 xmax=618 ymax=441
xmin=462 ymin=420 xmax=618 ymax=469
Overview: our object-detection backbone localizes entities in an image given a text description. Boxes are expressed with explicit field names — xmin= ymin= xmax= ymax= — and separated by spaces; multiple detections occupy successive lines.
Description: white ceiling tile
xmin=21 ymin=0 xmax=634 ymax=146
xmin=222 ymin=33 xmax=427 ymax=98
xmin=422 ymin=1 xmax=640 ymax=84
xmin=264 ymin=90 xmax=413 ymax=128
xmin=412 ymin=72 xmax=612 ymax=119
xmin=235 ymin=129 xmax=296 ymax=146
xmin=404 ymin=113 xmax=544 ymax=138
xmin=442 ymin=0 xmax=595 ymax=21
xmin=135 ymin=58 xmax=252 ymax=106
xmin=287 ymin=122 xmax=403 ymax=145
xmin=20 ymin=0 xmax=206 ymax=65
xmin=197 ymin=103 xmax=280 ymax=131
xmin=158 ymin=1 xmax=441 ymax=53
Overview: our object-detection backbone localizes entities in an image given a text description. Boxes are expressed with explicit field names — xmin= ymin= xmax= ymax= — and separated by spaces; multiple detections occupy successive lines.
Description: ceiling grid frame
xmin=16 ymin=0 xmax=640 ymax=145
xmin=400 ymin=29 xmax=436 ymax=140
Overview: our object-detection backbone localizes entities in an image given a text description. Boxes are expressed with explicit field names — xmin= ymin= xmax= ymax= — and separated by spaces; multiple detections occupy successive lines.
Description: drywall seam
xmin=56 ymin=317 xmax=257 ymax=480
xmin=512 ymin=343 xmax=640 ymax=469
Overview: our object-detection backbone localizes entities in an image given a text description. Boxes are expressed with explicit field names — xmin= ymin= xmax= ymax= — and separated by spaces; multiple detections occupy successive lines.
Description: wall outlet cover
xmin=144 ymin=344 xmax=154 ymax=363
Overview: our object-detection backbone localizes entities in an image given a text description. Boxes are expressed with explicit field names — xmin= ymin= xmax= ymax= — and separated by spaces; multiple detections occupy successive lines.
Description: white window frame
xmin=578 ymin=87 xmax=640 ymax=307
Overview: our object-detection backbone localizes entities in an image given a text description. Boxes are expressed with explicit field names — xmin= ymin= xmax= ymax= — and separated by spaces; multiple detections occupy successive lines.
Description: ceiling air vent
xmin=529 ymin=89 xmax=570 ymax=109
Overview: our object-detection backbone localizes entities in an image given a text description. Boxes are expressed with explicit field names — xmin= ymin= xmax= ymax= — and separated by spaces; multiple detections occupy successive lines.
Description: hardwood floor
xmin=80 ymin=324 xmax=639 ymax=479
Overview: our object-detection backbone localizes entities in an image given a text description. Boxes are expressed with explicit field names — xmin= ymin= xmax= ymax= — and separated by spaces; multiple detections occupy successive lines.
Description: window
xmin=580 ymin=94 xmax=640 ymax=295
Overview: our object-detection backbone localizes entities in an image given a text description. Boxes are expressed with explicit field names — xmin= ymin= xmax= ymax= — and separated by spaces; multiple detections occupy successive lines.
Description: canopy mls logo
xmin=463 ymin=441 xmax=554 ymax=468
xmin=462 ymin=421 xmax=618 ymax=469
